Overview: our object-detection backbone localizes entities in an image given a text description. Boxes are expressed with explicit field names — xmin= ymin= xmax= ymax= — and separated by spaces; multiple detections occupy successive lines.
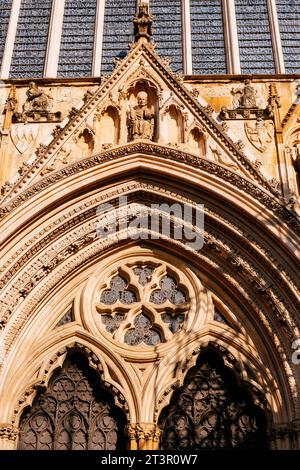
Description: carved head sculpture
xmin=137 ymin=91 xmax=148 ymax=107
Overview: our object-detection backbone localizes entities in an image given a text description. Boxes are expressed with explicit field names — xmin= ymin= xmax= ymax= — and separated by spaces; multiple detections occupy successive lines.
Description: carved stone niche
xmin=74 ymin=126 xmax=95 ymax=158
xmin=187 ymin=122 xmax=207 ymax=157
xmin=163 ymin=105 xmax=185 ymax=145
xmin=126 ymin=81 xmax=158 ymax=142
xmin=93 ymin=100 xmax=120 ymax=150
xmin=160 ymin=94 xmax=186 ymax=146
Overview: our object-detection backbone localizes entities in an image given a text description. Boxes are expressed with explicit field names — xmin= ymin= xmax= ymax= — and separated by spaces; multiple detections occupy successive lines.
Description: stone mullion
xmin=0 ymin=0 xmax=21 ymax=79
xmin=266 ymin=0 xmax=285 ymax=74
xmin=222 ymin=0 xmax=241 ymax=74
xmin=92 ymin=0 xmax=106 ymax=76
xmin=181 ymin=0 xmax=193 ymax=75
xmin=44 ymin=0 xmax=66 ymax=78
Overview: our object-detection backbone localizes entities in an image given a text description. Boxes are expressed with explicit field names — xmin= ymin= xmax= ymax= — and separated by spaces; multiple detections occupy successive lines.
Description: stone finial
xmin=133 ymin=2 xmax=153 ymax=43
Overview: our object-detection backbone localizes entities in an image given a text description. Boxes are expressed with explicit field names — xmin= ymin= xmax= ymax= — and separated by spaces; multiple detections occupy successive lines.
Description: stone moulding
xmin=0 ymin=180 xmax=297 ymax=294
xmin=0 ymin=226 xmax=298 ymax=402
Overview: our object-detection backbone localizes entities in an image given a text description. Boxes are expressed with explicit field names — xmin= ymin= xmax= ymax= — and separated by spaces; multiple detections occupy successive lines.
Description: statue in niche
xmin=128 ymin=91 xmax=154 ymax=141
xmin=293 ymin=144 xmax=300 ymax=173
xmin=23 ymin=82 xmax=53 ymax=114
xmin=232 ymin=79 xmax=257 ymax=109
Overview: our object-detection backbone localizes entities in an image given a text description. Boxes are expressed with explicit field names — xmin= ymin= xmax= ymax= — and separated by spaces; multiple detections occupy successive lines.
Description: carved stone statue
xmin=232 ymin=79 xmax=257 ymax=109
xmin=12 ymin=81 xmax=61 ymax=123
xmin=128 ymin=91 xmax=154 ymax=141
xmin=23 ymin=82 xmax=53 ymax=114
xmin=293 ymin=144 xmax=300 ymax=172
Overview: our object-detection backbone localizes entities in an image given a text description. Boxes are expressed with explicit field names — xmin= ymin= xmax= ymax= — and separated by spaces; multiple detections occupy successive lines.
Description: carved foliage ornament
xmin=18 ymin=352 xmax=126 ymax=450
xmin=96 ymin=263 xmax=189 ymax=346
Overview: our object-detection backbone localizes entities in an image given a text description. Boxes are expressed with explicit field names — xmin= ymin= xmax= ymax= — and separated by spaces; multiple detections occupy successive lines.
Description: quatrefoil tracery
xmin=95 ymin=264 xmax=190 ymax=346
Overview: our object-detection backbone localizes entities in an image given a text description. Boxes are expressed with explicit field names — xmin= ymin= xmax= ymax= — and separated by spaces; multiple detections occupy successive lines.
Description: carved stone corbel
xmin=220 ymin=79 xmax=273 ymax=121
xmin=13 ymin=82 xmax=61 ymax=123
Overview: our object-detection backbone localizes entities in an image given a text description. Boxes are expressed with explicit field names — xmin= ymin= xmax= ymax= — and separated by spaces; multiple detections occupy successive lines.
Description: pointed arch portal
xmin=158 ymin=349 xmax=268 ymax=450
xmin=18 ymin=351 xmax=127 ymax=451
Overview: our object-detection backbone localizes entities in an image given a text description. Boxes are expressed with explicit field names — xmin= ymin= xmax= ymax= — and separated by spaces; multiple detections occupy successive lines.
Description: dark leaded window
xmin=58 ymin=0 xmax=97 ymax=78
xmin=151 ymin=0 xmax=183 ymax=72
xmin=235 ymin=0 xmax=275 ymax=74
xmin=18 ymin=352 xmax=126 ymax=450
xmin=276 ymin=0 xmax=300 ymax=73
xmin=101 ymin=0 xmax=136 ymax=74
xmin=159 ymin=350 xmax=268 ymax=449
xmin=0 ymin=0 xmax=12 ymax=69
xmin=190 ymin=0 xmax=226 ymax=74
xmin=10 ymin=0 xmax=52 ymax=78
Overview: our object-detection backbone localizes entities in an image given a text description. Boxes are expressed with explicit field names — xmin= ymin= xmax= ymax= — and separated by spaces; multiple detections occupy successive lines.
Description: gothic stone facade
xmin=0 ymin=6 xmax=300 ymax=451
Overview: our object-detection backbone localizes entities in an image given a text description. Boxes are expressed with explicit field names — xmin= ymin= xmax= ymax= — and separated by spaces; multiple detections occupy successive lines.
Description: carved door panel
xmin=18 ymin=352 xmax=126 ymax=450
xmin=159 ymin=351 xmax=268 ymax=450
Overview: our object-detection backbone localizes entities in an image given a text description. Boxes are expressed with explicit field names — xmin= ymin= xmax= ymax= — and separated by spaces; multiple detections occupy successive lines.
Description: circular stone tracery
xmin=95 ymin=262 xmax=190 ymax=347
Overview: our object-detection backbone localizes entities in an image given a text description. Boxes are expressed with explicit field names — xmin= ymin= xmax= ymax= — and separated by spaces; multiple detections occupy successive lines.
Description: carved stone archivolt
xmin=1 ymin=143 xmax=295 ymax=232
xmin=0 ymin=424 xmax=18 ymax=441
xmin=0 ymin=181 xmax=298 ymax=383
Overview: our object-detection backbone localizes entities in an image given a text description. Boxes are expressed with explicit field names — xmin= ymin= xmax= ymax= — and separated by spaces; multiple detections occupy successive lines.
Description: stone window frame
xmin=0 ymin=0 xmax=287 ymax=79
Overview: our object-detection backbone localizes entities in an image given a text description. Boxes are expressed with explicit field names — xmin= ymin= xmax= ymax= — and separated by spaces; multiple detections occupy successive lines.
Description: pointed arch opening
xmin=18 ymin=351 xmax=127 ymax=450
xmin=158 ymin=348 xmax=268 ymax=450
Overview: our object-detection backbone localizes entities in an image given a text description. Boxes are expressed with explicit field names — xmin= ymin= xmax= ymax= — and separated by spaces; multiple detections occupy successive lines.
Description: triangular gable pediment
xmin=0 ymin=39 xmax=277 ymax=207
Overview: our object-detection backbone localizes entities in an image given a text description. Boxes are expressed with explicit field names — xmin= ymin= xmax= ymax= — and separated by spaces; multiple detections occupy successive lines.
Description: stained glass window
xmin=276 ymin=0 xmax=300 ymax=73
xmin=10 ymin=0 xmax=52 ymax=78
xmin=190 ymin=0 xmax=226 ymax=74
xmin=101 ymin=0 xmax=136 ymax=74
xmin=58 ymin=0 xmax=97 ymax=78
xmin=151 ymin=0 xmax=183 ymax=72
xmin=235 ymin=0 xmax=275 ymax=74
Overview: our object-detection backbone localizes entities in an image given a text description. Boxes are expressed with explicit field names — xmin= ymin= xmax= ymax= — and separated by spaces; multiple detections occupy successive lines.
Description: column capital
xmin=0 ymin=423 xmax=18 ymax=441
xmin=126 ymin=422 xmax=159 ymax=440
